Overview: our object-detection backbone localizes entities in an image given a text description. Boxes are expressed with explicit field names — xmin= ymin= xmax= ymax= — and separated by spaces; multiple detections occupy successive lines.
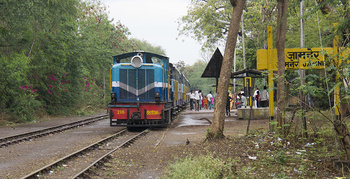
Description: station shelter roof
xmin=201 ymin=48 xmax=265 ymax=79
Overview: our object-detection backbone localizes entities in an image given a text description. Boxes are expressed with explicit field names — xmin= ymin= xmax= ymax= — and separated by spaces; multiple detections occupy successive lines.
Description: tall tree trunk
xmin=276 ymin=0 xmax=288 ymax=133
xmin=333 ymin=118 xmax=350 ymax=165
xmin=208 ymin=0 xmax=246 ymax=139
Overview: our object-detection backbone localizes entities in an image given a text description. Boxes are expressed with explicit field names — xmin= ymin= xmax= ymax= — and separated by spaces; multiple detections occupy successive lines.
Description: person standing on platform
xmin=198 ymin=90 xmax=203 ymax=110
xmin=260 ymin=86 xmax=269 ymax=107
xmin=226 ymin=92 xmax=232 ymax=116
xmin=229 ymin=91 xmax=234 ymax=110
xmin=241 ymin=93 xmax=246 ymax=108
xmin=253 ymin=87 xmax=259 ymax=108
xmin=255 ymin=91 xmax=260 ymax=108
xmin=203 ymin=97 xmax=208 ymax=109
xmin=206 ymin=91 xmax=213 ymax=110
xmin=194 ymin=90 xmax=200 ymax=111
xmin=188 ymin=90 xmax=195 ymax=110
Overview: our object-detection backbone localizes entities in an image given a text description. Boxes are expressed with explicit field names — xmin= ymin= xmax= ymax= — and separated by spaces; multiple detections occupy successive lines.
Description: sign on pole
xmin=257 ymin=48 xmax=334 ymax=71
xmin=257 ymin=24 xmax=347 ymax=121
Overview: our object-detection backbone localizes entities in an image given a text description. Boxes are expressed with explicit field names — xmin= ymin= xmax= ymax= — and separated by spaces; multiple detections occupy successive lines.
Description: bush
xmin=164 ymin=154 xmax=236 ymax=179
xmin=10 ymin=85 xmax=42 ymax=122
xmin=0 ymin=53 xmax=42 ymax=122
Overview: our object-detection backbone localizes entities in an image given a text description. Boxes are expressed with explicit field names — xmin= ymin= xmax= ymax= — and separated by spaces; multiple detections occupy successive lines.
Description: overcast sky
xmin=101 ymin=0 xmax=204 ymax=65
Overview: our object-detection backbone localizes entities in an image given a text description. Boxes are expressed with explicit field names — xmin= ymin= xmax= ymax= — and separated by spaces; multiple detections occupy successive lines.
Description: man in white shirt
xmin=194 ymin=90 xmax=200 ymax=111
xmin=236 ymin=93 xmax=246 ymax=108
xmin=260 ymin=86 xmax=269 ymax=107
xmin=188 ymin=90 xmax=195 ymax=110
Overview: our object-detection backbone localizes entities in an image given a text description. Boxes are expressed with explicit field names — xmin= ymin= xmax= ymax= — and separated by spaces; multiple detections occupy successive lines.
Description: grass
xmin=163 ymin=153 xmax=237 ymax=179
xmin=0 ymin=107 xmax=106 ymax=127
xmin=162 ymin=128 xmax=349 ymax=178
xmin=162 ymin=108 xmax=345 ymax=178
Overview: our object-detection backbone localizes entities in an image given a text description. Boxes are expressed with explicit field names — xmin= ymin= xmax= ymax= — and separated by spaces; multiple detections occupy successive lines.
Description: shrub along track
xmin=20 ymin=128 xmax=148 ymax=179
xmin=0 ymin=114 xmax=108 ymax=148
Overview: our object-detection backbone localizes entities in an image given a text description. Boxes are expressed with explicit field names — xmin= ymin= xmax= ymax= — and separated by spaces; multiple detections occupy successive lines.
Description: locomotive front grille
xmin=119 ymin=69 xmax=155 ymax=100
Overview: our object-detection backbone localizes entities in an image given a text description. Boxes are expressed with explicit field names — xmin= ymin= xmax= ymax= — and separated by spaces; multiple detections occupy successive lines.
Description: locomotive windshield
xmin=149 ymin=56 xmax=164 ymax=66
xmin=115 ymin=53 xmax=165 ymax=66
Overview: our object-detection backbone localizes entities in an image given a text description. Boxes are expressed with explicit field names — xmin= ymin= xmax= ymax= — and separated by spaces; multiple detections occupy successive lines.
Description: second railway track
xmin=0 ymin=114 xmax=108 ymax=148
xmin=21 ymin=128 xmax=148 ymax=179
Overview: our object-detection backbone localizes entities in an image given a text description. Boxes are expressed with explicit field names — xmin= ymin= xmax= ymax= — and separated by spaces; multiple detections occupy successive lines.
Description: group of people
xmin=235 ymin=86 xmax=269 ymax=109
xmin=188 ymin=86 xmax=269 ymax=116
xmin=188 ymin=90 xmax=215 ymax=111
xmin=256 ymin=86 xmax=269 ymax=108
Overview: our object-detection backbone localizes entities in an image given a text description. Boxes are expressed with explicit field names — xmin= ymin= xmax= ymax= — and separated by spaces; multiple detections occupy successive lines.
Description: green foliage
xmin=178 ymin=0 xmax=233 ymax=50
xmin=0 ymin=0 xmax=164 ymax=123
xmin=130 ymin=38 xmax=166 ymax=55
xmin=0 ymin=53 xmax=41 ymax=121
xmin=179 ymin=0 xmax=350 ymax=78
xmin=164 ymin=154 xmax=236 ymax=179
xmin=181 ymin=60 xmax=215 ymax=94
xmin=81 ymin=77 xmax=106 ymax=107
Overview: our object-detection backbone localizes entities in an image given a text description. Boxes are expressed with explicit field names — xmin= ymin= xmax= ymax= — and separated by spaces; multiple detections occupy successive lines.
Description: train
xmin=108 ymin=51 xmax=190 ymax=127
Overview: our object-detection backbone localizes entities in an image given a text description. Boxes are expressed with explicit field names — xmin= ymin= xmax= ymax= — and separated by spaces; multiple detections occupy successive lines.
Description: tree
xmin=312 ymin=0 xmax=350 ymax=165
xmin=208 ymin=0 xmax=246 ymax=139
xmin=180 ymin=60 xmax=214 ymax=94
xmin=130 ymin=38 xmax=166 ymax=55
xmin=178 ymin=0 xmax=232 ymax=49
xmin=0 ymin=0 xmax=166 ymax=121
xmin=174 ymin=60 xmax=186 ymax=73
xmin=276 ymin=0 xmax=289 ymax=132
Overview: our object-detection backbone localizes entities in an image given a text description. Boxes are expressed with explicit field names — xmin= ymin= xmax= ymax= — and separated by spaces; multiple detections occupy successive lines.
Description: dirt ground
xmin=0 ymin=108 xmax=269 ymax=179
xmin=91 ymin=109 xmax=345 ymax=178
xmin=92 ymin=109 xmax=270 ymax=179
xmin=2 ymin=108 xmax=341 ymax=178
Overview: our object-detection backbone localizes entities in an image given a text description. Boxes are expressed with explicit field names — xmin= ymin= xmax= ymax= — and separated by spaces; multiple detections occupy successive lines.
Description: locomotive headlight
xmin=131 ymin=55 xmax=143 ymax=68
xmin=155 ymin=92 xmax=160 ymax=102
xmin=111 ymin=92 xmax=117 ymax=101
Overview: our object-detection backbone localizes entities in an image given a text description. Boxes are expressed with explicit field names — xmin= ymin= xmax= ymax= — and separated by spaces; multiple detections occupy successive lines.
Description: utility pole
xmin=300 ymin=0 xmax=308 ymax=138
xmin=300 ymin=1 xmax=305 ymax=49
xmin=234 ymin=48 xmax=236 ymax=93
xmin=241 ymin=14 xmax=246 ymax=69
xmin=241 ymin=13 xmax=246 ymax=95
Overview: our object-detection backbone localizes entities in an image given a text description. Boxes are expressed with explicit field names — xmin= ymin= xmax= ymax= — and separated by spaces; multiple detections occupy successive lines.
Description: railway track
xmin=0 ymin=114 xmax=108 ymax=148
xmin=21 ymin=128 xmax=148 ymax=179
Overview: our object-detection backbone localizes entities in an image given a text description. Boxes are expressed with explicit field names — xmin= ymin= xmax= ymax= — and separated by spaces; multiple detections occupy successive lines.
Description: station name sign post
xmin=256 ymin=24 xmax=345 ymax=121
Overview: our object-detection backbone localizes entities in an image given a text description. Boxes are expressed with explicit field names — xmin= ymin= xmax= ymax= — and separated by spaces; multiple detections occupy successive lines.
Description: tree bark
xmin=333 ymin=118 xmax=350 ymax=165
xmin=276 ymin=0 xmax=288 ymax=133
xmin=208 ymin=0 xmax=246 ymax=139
xmin=317 ymin=0 xmax=333 ymax=15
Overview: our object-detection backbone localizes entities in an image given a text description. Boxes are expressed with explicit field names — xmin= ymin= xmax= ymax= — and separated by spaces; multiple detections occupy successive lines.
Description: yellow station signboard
xmin=257 ymin=48 xmax=334 ymax=71
xmin=256 ymin=24 xmax=350 ymax=120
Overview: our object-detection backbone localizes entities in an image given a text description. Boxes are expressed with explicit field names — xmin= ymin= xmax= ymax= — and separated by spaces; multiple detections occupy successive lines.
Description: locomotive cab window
xmin=116 ymin=57 xmax=132 ymax=63
xmin=151 ymin=57 xmax=164 ymax=66
xmin=145 ymin=55 xmax=164 ymax=65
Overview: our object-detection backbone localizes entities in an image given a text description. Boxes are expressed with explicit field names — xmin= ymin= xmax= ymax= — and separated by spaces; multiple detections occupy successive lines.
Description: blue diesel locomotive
xmin=108 ymin=51 xmax=190 ymax=127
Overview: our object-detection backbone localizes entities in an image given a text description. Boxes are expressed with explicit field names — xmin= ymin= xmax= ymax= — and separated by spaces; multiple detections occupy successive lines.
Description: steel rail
xmin=71 ymin=129 xmax=148 ymax=179
xmin=0 ymin=114 xmax=108 ymax=148
xmin=20 ymin=128 xmax=128 ymax=179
